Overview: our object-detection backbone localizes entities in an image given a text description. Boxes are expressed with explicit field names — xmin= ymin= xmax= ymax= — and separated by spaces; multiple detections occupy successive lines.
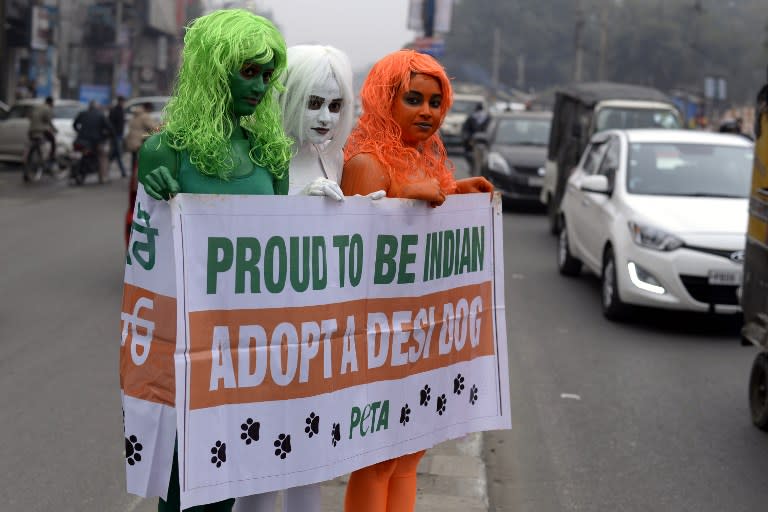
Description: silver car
xmin=0 ymin=98 xmax=87 ymax=163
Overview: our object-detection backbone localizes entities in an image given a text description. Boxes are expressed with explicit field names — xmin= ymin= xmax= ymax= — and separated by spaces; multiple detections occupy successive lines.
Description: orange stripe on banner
xmin=188 ymin=282 xmax=494 ymax=410
xmin=120 ymin=283 xmax=176 ymax=406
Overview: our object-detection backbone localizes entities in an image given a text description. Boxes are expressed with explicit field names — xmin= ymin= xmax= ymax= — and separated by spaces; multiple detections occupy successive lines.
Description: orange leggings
xmin=344 ymin=450 xmax=425 ymax=512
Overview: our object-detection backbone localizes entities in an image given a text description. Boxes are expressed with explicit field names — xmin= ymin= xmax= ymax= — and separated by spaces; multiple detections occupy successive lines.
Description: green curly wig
xmin=163 ymin=9 xmax=291 ymax=180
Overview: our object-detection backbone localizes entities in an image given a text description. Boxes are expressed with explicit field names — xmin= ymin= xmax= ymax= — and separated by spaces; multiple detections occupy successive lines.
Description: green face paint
xmin=229 ymin=57 xmax=276 ymax=118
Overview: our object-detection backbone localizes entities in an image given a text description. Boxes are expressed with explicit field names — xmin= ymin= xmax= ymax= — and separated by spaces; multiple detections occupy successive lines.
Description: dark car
xmin=473 ymin=111 xmax=552 ymax=203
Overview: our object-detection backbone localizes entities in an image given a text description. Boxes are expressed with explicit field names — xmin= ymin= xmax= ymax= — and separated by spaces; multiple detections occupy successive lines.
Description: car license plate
xmin=527 ymin=176 xmax=544 ymax=187
xmin=708 ymin=270 xmax=741 ymax=286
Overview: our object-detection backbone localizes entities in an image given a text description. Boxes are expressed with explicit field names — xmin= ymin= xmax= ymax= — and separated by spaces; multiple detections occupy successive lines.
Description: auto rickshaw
xmin=744 ymin=70 xmax=768 ymax=430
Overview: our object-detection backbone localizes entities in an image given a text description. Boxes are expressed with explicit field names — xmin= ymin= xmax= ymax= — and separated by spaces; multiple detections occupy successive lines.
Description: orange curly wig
xmin=344 ymin=50 xmax=457 ymax=193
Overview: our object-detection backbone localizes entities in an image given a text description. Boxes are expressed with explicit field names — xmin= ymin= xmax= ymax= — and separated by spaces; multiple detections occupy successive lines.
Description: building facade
xmin=1 ymin=0 xmax=203 ymax=104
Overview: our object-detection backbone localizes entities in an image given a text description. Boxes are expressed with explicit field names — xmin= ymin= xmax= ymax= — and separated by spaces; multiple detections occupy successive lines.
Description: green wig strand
xmin=163 ymin=9 xmax=292 ymax=180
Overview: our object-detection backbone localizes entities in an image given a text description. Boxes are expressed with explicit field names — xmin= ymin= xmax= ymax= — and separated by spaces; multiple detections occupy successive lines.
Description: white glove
xmin=354 ymin=190 xmax=386 ymax=200
xmin=302 ymin=177 xmax=344 ymax=201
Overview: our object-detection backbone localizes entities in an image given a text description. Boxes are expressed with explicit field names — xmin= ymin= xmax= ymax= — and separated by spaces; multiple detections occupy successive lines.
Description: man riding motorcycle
xmin=28 ymin=96 xmax=57 ymax=165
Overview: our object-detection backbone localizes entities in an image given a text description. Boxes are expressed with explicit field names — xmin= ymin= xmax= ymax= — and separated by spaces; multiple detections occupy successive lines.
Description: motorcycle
xmin=69 ymin=139 xmax=100 ymax=186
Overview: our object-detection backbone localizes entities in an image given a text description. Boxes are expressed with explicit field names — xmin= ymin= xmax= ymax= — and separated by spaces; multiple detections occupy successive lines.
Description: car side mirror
xmin=580 ymin=174 xmax=610 ymax=194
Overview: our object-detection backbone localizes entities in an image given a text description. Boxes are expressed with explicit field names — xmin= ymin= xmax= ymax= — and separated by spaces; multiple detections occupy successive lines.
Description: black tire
xmin=72 ymin=160 xmax=86 ymax=185
xmin=749 ymin=352 xmax=768 ymax=431
xmin=601 ymin=247 xmax=628 ymax=321
xmin=24 ymin=145 xmax=44 ymax=183
xmin=557 ymin=220 xmax=582 ymax=276
xmin=547 ymin=195 xmax=560 ymax=235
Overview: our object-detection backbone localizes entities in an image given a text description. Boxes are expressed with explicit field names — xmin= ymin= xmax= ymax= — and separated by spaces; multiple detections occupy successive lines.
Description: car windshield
xmin=452 ymin=100 xmax=482 ymax=114
xmin=627 ymin=142 xmax=753 ymax=198
xmin=596 ymin=107 xmax=681 ymax=131
xmin=494 ymin=118 xmax=551 ymax=145
xmin=53 ymin=104 xmax=83 ymax=119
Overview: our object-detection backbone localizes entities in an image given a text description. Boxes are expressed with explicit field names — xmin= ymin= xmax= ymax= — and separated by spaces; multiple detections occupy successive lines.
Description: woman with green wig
xmin=135 ymin=9 xmax=291 ymax=512
xmin=139 ymin=8 xmax=292 ymax=201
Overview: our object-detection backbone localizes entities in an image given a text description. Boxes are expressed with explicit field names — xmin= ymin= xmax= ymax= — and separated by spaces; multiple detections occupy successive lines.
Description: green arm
xmin=137 ymin=133 xmax=181 ymax=200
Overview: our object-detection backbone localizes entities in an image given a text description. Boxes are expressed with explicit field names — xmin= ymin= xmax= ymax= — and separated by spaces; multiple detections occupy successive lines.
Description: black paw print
xmin=240 ymin=418 xmax=260 ymax=445
xmin=436 ymin=394 xmax=447 ymax=415
xmin=419 ymin=384 xmax=431 ymax=406
xmin=210 ymin=441 xmax=227 ymax=468
xmin=453 ymin=374 xmax=465 ymax=395
xmin=331 ymin=422 xmax=341 ymax=447
xmin=400 ymin=404 xmax=411 ymax=425
xmin=274 ymin=434 xmax=292 ymax=459
xmin=125 ymin=435 xmax=143 ymax=466
xmin=469 ymin=384 xmax=479 ymax=405
xmin=305 ymin=412 xmax=320 ymax=438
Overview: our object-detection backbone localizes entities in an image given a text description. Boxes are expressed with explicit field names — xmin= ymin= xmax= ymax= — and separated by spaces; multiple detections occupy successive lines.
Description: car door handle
xmin=581 ymin=198 xmax=590 ymax=206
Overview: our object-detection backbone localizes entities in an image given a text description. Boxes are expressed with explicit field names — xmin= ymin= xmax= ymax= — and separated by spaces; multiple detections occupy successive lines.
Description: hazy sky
xmin=207 ymin=1 xmax=418 ymax=72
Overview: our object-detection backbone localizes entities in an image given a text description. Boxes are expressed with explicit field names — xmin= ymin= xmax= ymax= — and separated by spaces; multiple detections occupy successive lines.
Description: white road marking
xmin=560 ymin=393 xmax=581 ymax=400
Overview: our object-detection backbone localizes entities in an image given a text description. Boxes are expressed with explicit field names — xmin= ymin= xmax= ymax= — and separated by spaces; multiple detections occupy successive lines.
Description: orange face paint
xmin=391 ymin=74 xmax=443 ymax=148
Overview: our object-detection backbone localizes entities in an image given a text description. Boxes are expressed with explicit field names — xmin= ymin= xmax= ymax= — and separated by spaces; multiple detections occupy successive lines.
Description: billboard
xmin=407 ymin=0 xmax=453 ymax=35
xmin=147 ymin=0 xmax=177 ymax=36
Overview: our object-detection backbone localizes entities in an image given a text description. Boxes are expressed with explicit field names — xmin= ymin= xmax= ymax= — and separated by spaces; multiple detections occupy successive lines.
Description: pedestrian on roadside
xmin=134 ymin=9 xmax=291 ymax=511
xmin=73 ymin=101 xmax=114 ymax=184
xmin=124 ymin=101 xmax=158 ymax=175
xmin=340 ymin=49 xmax=493 ymax=512
xmin=108 ymin=95 xmax=128 ymax=177
xmin=234 ymin=43 xmax=363 ymax=512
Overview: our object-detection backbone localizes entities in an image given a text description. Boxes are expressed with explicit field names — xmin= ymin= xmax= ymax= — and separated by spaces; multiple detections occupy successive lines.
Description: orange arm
xmin=454 ymin=176 xmax=494 ymax=197
xmin=341 ymin=153 xmax=391 ymax=196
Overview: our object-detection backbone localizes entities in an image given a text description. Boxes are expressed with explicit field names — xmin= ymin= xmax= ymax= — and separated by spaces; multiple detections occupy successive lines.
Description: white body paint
xmin=287 ymin=142 xmax=344 ymax=196
xmin=302 ymin=76 xmax=342 ymax=145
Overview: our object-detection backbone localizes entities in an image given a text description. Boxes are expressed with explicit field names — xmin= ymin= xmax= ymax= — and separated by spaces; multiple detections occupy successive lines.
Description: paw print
xmin=305 ymin=412 xmax=320 ymax=438
xmin=125 ymin=435 xmax=143 ymax=466
xmin=331 ymin=422 xmax=341 ymax=447
xmin=419 ymin=384 xmax=431 ymax=407
xmin=400 ymin=404 xmax=411 ymax=426
xmin=436 ymin=394 xmax=447 ymax=415
xmin=274 ymin=434 xmax=292 ymax=459
xmin=469 ymin=384 xmax=479 ymax=405
xmin=210 ymin=441 xmax=227 ymax=468
xmin=453 ymin=374 xmax=465 ymax=395
xmin=240 ymin=418 xmax=260 ymax=445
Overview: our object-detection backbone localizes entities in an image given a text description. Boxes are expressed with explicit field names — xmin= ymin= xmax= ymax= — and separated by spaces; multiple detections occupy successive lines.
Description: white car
xmin=0 ymin=98 xmax=86 ymax=163
xmin=557 ymin=129 xmax=753 ymax=319
xmin=439 ymin=93 xmax=487 ymax=147
xmin=124 ymin=96 xmax=169 ymax=130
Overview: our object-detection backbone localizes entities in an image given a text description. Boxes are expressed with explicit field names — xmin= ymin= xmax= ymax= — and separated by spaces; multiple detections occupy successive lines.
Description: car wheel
xmin=557 ymin=220 xmax=582 ymax=276
xmin=601 ymin=247 xmax=628 ymax=320
xmin=547 ymin=196 xmax=560 ymax=235
xmin=749 ymin=352 xmax=768 ymax=431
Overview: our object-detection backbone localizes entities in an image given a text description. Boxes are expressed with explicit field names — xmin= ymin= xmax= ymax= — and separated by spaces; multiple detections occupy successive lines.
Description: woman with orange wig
xmin=341 ymin=50 xmax=492 ymax=512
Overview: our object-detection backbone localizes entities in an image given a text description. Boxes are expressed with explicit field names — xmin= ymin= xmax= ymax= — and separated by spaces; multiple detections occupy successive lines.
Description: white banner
xmin=121 ymin=187 xmax=177 ymax=499
xmin=169 ymin=193 xmax=510 ymax=508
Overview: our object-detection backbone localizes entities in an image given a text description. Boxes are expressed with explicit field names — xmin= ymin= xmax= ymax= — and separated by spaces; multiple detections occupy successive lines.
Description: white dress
xmin=287 ymin=141 xmax=344 ymax=195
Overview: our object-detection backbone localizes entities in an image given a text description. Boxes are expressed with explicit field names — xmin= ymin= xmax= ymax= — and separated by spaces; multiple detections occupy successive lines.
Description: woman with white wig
xmin=233 ymin=44 xmax=355 ymax=512
xmin=281 ymin=44 xmax=356 ymax=200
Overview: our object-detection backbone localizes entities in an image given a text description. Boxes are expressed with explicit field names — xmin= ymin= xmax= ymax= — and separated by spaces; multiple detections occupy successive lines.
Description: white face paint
xmin=302 ymin=75 xmax=342 ymax=145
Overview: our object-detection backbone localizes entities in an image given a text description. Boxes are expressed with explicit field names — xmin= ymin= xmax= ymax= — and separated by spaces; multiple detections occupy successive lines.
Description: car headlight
xmin=627 ymin=221 xmax=683 ymax=251
xmin=487 ymin=152 xmax=511 ymax=175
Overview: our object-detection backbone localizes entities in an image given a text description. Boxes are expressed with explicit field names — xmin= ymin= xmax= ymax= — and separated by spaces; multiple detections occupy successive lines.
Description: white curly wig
xmin=279 ymin=44 xmax=355 ymax=155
